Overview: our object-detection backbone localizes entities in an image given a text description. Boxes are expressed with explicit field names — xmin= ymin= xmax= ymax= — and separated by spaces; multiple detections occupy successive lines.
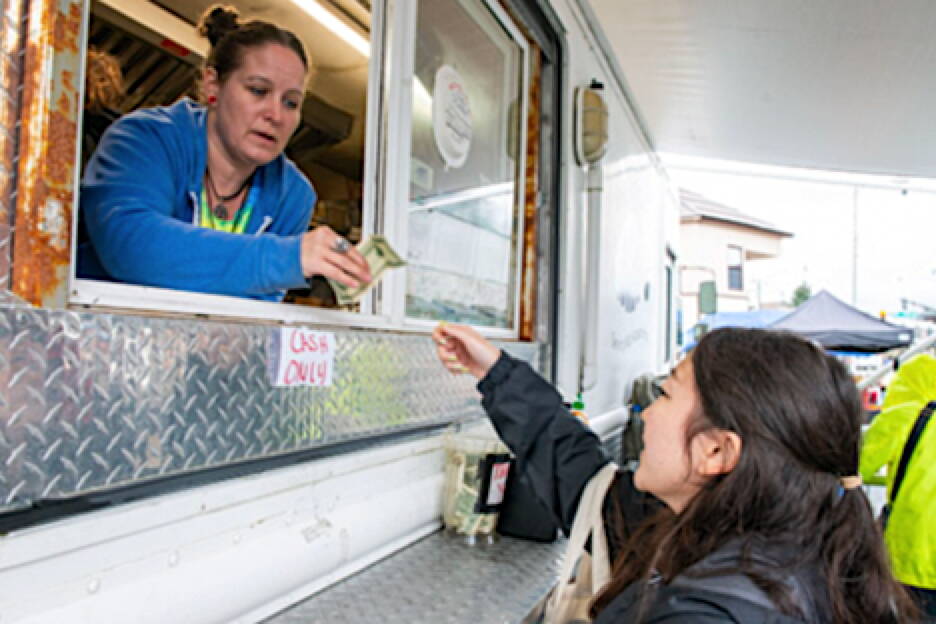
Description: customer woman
xmin=79 ymin=5 xmax=370 ymax=300
xmin=433 ymin=324 xmax=916 ymax=623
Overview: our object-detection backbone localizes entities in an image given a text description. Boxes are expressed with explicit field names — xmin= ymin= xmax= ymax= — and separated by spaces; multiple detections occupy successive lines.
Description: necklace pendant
xmin=213 ymin=203 xmax=227 ymax=219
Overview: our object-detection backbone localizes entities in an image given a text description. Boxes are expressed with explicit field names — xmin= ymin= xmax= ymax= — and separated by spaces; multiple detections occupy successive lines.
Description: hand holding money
xmin=300 ymin=226 xmax=371 ymax=288
xmin=328 ymin=235 xmax=405 ymax=305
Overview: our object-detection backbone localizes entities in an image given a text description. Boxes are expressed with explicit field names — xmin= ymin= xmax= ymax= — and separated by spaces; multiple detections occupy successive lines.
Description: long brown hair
xmin=592 ymin=328 xmax=916 ymax=622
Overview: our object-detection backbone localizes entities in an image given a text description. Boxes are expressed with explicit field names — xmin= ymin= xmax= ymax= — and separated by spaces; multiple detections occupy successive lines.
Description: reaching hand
xmin=300 ymin=226 xmax=372 ymax=288
xmin=432 ymin=323 xmax=501 ymax=380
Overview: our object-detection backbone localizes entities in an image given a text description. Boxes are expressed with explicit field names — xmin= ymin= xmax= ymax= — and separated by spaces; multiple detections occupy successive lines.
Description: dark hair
xmin=592 ymin=328 xmax=916 ymax=623
xmin=196 ymin=4 xmax=309 ymax=82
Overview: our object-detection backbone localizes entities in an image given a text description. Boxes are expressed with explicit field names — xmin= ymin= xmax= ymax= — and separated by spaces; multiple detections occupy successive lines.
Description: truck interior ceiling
xmin=84 ymin=0 xmax=371 ymax=309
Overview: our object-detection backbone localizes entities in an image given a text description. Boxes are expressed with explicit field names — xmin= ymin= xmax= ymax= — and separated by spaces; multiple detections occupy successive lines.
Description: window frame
xmin=663 ymin=247 xmax=677 ymax=363
xmin=68 ymin=0 xmax=388 ymax=328
xmin=726 ymin=244 xmax=744 ymax=291
xmin=378 ymin=0 xmax=531 ymax=340
xmin=67 ymin=0 xmax=532 ymax=342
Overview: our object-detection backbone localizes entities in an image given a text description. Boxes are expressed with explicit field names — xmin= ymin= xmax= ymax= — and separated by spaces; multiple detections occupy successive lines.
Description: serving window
xmin=69 ymin=0 xmax=536 ymax=338
xmin=0 ymin=0 xmax=560 ymax=520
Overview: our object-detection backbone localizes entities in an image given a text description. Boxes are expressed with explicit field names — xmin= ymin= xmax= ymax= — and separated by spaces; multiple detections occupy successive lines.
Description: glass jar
xmin=442 ymin=430 xmax=511 ymax=544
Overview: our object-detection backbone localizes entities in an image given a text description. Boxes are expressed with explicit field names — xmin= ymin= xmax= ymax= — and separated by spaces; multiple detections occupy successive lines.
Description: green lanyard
xmin=199 ymin=186 xmax=254 ymax=233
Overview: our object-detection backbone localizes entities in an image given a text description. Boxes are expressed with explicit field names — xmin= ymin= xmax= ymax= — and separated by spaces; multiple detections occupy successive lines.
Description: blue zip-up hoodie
xmin=79 ymin=98 xmax=314 ymax=301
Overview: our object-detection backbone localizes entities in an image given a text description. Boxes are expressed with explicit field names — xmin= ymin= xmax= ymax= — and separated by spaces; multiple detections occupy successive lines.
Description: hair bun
xmin=197 ymin=4 xmax=241 ymax=48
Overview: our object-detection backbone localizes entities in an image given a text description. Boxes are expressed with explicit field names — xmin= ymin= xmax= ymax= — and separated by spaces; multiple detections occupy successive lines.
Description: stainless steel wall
xmin=0 ymin=304 xmax=489 ymax=512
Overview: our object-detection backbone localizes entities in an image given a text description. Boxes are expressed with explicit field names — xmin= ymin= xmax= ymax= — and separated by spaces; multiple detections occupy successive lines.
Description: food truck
xmin=0 ymin=0 xmax=679 ymax=620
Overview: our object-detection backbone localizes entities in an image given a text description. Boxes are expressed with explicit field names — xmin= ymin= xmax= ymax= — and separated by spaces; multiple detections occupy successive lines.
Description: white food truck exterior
xmin=0 ymin=0 xmax=678 ymax=620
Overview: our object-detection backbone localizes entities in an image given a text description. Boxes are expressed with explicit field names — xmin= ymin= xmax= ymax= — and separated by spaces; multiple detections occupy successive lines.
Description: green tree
xmin=792 ymin=282 xmax=812 ymax=307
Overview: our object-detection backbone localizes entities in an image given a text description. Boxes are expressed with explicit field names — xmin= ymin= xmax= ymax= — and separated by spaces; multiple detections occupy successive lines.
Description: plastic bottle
xmin=571 ymin=392 xmax=588 ymax=423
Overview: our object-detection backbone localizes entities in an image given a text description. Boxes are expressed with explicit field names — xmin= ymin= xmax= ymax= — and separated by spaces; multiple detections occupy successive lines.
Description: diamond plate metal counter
xmin=0 ymin=304 xmax=504 ymax=512
xmin=265 ymin=531 xmax=565 ymax=624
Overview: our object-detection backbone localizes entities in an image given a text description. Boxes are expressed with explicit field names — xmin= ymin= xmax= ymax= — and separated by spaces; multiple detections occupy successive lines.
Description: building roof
xmin=679 ymin=189 xmax=792 ymax=237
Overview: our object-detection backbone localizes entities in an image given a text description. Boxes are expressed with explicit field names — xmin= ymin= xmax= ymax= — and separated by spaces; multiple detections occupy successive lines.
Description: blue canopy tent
xmin=682 ymin=309 xmax=790 ymax=351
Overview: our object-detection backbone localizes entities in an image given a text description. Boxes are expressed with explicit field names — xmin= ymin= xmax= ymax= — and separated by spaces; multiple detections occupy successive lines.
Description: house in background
xmin=679 ymin=189 xmax=792 ymax=329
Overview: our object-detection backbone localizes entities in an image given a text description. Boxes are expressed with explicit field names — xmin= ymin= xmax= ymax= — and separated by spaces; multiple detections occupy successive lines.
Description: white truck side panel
xmin=0 ymin=1 xmax=679 ymax=621
xmin=552 ymin=0 xmax=679 ymax=415
xmin=0 ymin=438 xmax=444 ymax=623
xmin=0 ymin=414 xmax=625 ymax=623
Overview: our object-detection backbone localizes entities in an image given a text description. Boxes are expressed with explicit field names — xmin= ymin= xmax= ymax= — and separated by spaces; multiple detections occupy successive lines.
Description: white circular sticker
xmin=432 ymin=65 xmax=472 ymax=169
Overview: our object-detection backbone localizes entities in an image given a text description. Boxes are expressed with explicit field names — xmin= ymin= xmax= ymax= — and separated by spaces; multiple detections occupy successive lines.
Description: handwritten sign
xmin=269 ymin=328 xmax=335 ymax=388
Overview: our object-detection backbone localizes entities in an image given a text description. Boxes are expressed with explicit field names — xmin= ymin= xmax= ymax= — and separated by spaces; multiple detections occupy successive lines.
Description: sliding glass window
xmin=404 ymin=0 xmax=528 ymax=331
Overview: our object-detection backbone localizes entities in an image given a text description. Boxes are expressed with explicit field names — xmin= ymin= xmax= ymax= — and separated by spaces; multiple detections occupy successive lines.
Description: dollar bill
xmin=328 ymin=235 xmax=406 ymax=305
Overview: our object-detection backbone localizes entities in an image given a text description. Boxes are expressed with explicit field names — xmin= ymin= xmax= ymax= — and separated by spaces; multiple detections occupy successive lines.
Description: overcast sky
xmin=664 ymin=155 xmax=936 ymax=315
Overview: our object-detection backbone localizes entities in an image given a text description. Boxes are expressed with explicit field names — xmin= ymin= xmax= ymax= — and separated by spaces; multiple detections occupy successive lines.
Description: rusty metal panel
xmin=1 ymin=0 xmax=27 ymax=297
xmin=11 ymin=0 xmax=83 ymax=308
xmin=519 ymin=49 xmax=542 ymax=342
xmin=0 ymin=304 xmax=486 ymax=512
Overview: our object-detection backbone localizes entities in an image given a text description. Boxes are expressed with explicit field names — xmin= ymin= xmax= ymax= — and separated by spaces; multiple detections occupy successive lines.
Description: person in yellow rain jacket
xmin=860 ymin=353 xmax=936 ymax=618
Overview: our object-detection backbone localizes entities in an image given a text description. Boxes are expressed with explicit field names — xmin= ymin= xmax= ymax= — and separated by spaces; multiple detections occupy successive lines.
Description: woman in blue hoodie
xmin=79 ymin=5 xmax=370 ymax=301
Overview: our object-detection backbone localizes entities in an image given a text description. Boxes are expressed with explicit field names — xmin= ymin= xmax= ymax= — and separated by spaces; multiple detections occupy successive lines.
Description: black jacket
xmin=478 ymin=354 xmax=824 ymax=623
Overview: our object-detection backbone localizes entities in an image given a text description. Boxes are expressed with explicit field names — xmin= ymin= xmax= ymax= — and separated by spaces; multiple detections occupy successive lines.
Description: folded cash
xmin=328 ymin=235 xmax=406 ymax=305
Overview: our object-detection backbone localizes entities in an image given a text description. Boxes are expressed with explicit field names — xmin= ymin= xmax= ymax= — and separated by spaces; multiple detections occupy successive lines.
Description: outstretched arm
xmin=433 ymin=324 xmax=609 ymax=532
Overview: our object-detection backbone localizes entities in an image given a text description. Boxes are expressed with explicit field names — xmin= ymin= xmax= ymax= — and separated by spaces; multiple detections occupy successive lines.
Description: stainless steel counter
xmin=265 ymin=531 xmax=565 ymax=623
